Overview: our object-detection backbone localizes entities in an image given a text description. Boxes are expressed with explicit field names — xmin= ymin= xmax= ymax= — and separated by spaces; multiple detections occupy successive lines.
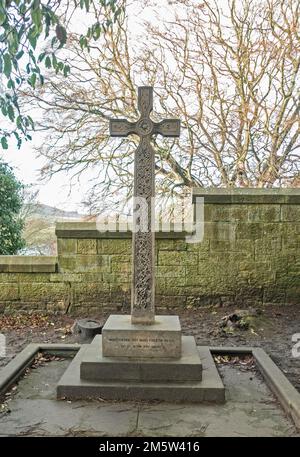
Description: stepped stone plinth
xmin=81 ymin=334 xmax=202 ymax=382
xmin=57 ymin=334 xmax=225 ymax=403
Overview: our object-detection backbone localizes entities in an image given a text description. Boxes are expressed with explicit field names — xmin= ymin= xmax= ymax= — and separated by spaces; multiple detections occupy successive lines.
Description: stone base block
xmin=57 ymin=344 xmax=225 ymax=403
xmin=102 ymin=314 xmax=181 ymax=358
xmin=81 ymin=335 xmax=202 ymax=382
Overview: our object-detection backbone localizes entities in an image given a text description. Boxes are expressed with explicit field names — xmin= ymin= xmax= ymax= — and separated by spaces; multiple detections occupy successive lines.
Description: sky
xmin=2 ymin=143 xmax=90 ymax=212
xmin=0 ymin=0 xmax=243 ymax=212
xmin=1 ymin=0 xmax=167 ymax=212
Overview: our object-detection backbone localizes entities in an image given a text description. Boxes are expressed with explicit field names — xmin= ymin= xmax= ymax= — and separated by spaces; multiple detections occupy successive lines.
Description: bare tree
xmin=146 ymin=0 xmax=300 ymax=187
xmin=22 ymin=218 xmax=57 ymax=255
xmin=21 ymin=0 xmax=300 ymax=213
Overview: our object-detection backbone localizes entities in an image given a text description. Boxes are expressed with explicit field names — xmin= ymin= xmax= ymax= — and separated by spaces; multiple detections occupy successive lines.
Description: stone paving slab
xmin=0 ymin=358 xmax=298 ymax=437
xmin=0 ymin=399 xmax=138 ymax=437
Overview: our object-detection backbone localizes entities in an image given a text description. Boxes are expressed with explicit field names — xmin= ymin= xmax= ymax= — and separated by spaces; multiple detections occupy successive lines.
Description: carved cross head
xmin=109 ymin=86 xmax=180 ymax=140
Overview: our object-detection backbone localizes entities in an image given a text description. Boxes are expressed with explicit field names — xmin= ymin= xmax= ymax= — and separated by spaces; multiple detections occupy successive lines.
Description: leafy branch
xmin=0 ymin=0 xmax=123 ymax=149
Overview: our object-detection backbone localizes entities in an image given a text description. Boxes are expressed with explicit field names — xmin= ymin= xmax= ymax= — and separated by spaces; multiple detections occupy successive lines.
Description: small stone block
xmin=75 ymin=319 xmax=103 ymax=341
xmin=102 ymin=314 xmax=182 ymax=358
xmin=81 ymin=335 xmax=202 ymax=382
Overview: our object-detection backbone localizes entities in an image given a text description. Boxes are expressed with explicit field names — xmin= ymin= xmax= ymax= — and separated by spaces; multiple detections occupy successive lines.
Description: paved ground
xmin=0 ymin=356 xmax=298 ymax=437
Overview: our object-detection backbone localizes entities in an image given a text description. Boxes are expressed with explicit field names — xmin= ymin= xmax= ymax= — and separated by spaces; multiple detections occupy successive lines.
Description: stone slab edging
xmin=0 ymin=344 xmax=299 ymax=431
xmin=0 ymin=344 xmax=38 ymax=394
xmin=0 ymin=256 xmax=57 ymax=273
xmin=192 ymin=188 xmax=300 ymax=204
xmin=0 ymin=343 xmax=80 ymax=396
xmin=210 ymin=346 xmax=300 ymax=430
xmin=55 ymin=222 xmax=190 ymax=239
xmin=253 ymin=348 xmax=300 ymax=431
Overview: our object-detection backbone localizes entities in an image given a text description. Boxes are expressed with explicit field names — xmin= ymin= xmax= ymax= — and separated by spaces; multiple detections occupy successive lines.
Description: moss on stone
xmin=0 ymin=196 xmax=299 ymax=313
xmin=77 ymin=239 xmax=97 ymax=255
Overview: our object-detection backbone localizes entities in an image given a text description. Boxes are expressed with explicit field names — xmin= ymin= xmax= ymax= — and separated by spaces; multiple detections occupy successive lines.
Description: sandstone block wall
xmin=0 ymin=189 xmax=298 ymax=313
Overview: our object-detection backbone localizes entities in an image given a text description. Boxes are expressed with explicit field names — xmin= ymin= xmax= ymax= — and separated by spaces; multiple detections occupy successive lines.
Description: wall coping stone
xmin=56 ymin=222 xmax=191 ymax=239
xmin=0 ymin=256 xmax=57 ymax=272
xmin=192 ymin=188 xmax=300 ymax=204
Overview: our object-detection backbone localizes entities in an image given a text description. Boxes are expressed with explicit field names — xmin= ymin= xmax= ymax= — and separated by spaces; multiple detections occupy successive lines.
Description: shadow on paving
xmin=0 ymin=357 xmax=298 ymax=437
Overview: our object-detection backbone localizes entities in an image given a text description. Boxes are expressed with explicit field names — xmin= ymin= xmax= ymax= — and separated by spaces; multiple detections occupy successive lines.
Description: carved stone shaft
xmin=109 ymin=87 xmax=180 ymax=325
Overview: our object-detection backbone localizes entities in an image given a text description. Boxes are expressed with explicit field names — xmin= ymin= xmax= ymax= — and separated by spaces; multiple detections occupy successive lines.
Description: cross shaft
xmin=109 ymin=86 xmax=180 ymax=325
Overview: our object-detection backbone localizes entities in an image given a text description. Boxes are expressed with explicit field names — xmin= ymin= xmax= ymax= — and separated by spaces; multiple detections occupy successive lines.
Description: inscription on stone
xmin=102 ymin=314 xmax=182 ymax=358
xmin=107 ymin=336 xmax=176 ymax=351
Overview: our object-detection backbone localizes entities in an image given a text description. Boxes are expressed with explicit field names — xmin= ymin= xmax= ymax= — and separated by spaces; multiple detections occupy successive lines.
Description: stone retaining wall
xmin=0 ymin=189 xmax=299 ymax=314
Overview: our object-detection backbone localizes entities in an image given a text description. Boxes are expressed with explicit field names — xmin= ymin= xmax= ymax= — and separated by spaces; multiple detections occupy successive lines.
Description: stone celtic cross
xmin=109 ymin=87 xmax=180 ymax=325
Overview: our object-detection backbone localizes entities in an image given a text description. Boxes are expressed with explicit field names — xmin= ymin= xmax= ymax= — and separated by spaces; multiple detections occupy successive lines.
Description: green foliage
xmin=0 ymin=0 xmax=123 ymax=149
xmin=0 ymin=162 xmax=25 ymax=254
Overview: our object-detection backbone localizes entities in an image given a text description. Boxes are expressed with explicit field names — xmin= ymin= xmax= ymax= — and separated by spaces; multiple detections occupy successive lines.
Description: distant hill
xmin=26 ymin=203 xmax=86 ymax=222
xmin=21 ymin=203 xmax=87 ymax=255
